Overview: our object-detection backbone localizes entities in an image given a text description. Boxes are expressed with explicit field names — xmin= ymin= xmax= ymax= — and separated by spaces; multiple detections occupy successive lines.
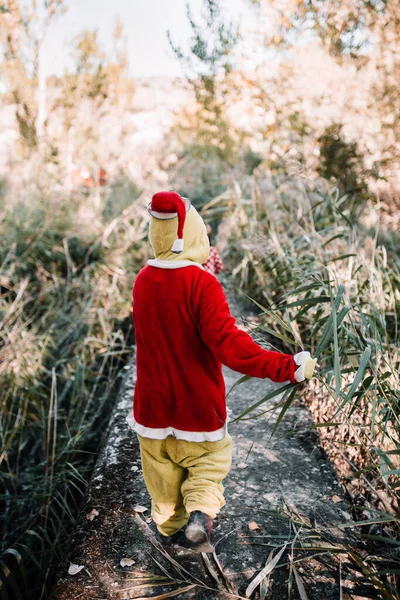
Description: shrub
xmin=203 ymin=177 xmax=400 ymax=596
xmin=317 ymin=124 xmax=371 ymax=215
xmin=0 ymin=188 xmax=148 ymax=599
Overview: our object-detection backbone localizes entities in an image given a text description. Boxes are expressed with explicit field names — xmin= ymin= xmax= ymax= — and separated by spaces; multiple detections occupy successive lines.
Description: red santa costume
xmin=127 ymin=191 xmax=315 ymax=543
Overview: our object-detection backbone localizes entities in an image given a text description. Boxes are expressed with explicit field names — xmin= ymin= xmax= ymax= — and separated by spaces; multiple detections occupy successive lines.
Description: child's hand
xmin=293 ymin=351 xmax=317 ymax=382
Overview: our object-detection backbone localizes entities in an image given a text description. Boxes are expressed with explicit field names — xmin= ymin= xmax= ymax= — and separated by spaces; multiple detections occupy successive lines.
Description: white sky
xmin=42 ymin=0 xmax=255 ymax=78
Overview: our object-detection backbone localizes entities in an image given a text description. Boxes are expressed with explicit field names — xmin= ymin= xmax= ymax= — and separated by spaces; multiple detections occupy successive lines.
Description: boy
xmin=127 ymin=191 xmax=316 ymax=552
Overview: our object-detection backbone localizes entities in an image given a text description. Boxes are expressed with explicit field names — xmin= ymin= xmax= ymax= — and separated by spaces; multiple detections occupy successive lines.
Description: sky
xmin=42 ymin=0 xmax=255 ymax=79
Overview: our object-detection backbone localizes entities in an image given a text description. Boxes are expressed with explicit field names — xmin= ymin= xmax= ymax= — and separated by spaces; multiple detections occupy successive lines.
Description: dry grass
xmin=203 ymin=175 xmax=400 ymax=598
xmin=0 ymin=181 xmax=149 ymax=599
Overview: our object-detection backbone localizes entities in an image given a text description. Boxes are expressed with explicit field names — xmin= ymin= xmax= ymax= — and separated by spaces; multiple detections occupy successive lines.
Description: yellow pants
xmin=137 ymin=434 xmax=232 ymax=536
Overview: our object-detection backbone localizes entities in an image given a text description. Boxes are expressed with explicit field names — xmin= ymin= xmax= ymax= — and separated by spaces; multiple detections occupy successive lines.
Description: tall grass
xmin=203 ymin=177 xmax=400 ymax=598
xmin=0 ymin=182 xmax=149 ymax=599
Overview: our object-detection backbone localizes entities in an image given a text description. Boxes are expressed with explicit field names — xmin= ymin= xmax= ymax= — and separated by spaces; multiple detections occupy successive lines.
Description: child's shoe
xmin=184 ymin=510 xmax=214 ymax=553
xmin=152 ymin=523 xmax=212 ymax=552
xmin=150 ymin=522 xmax=183 ymax=546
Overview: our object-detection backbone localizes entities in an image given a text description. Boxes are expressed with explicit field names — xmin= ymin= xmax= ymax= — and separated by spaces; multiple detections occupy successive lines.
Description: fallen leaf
xmin=120 ymin=557 xmax=135 ymax=567
xmin=248 ymin=521 xmax=260 ymax=531
xmin=260 ymin=550 xmax=273 ymax=599
xmin=133 ymin=504 xmax=148 ymax=513
xmin=332 ymin=495 xmax=343 ymax=503
xmin=237 ymin=462 xmax=248 ymax=469
xmin=292 ymin=562 xmax=309 ymax=599
xmin=86 ymin=508 xmax=99 ymax=521
xmin=260 ymin=573 xmax=271 ymax=599
xmin=246 ymin=544 xmax=287 ymax=597
xmin=202 ymin=553 xmax=220 ymax=586
xmin=68 ymin=563 xmax=85 ymax=576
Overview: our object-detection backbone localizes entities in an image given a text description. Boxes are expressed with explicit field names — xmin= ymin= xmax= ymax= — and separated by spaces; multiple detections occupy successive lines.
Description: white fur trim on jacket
xmin=293 ymin=351 xmax=311 ymax=383
xmin=147 ymin=259 xmax=204 ymax=270
xmin=126 ymin=413 xmax=227 ymax=442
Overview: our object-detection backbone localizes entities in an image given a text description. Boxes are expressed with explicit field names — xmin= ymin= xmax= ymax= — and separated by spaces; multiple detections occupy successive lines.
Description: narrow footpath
xmin=52 ymin=305 xmax=370 ymax=600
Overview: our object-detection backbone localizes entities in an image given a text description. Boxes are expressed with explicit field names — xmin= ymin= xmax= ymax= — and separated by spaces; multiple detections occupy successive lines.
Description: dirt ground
xmin=51 ymin=352 xmax=380 ymax=600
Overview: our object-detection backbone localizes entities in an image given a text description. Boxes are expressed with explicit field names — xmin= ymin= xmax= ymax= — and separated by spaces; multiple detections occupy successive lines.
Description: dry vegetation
xmin=201 ymin=174 xmax=400 ymax=598
xmin=0 ymin=179 xmax=151 ymax=598
xmin=1 ymin=0 xmax=400 ymax=598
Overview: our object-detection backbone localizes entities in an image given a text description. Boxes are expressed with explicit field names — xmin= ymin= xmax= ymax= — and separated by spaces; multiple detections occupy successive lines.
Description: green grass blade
xmin=314 ymin=287 xmax=348 ymax=359
xmin=260 ymin=326 xmax=297 ymax=346
xmin=331 ymin=295 xmax=341 ymax=402
xmin=282 ymin=296 xmax=330 ymax=309
xmin=326 ymin=253 xmax=357 ymax=263
xmin=243 ymin=293 xmax=293 ymax=332
xmin=270 ymin=387 xmax=298 ymax=438
xmin=230 ymin=383 xmax=294 ymax=422
xmin=226 ymin=375 xmax=251 ymax=398
xmin=340 ymin=347 xmax=372 ymax=408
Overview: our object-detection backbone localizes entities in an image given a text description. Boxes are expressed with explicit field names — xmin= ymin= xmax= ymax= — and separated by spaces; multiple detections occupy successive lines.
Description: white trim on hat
xmin=147 ymin=197 xmax=191 ymax=220
xmin=126 ymin=413 xmax=227 ymax=442
xmin=147 ymin=259 xmax=205 ymax=270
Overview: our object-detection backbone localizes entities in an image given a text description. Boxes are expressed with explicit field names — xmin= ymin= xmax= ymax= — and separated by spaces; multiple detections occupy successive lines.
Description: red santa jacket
xmin=128 ymin=260 xmax=297 ymax=442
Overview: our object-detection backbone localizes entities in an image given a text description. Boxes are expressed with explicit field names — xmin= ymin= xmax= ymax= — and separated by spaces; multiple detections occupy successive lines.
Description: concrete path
xmin=51 ymin=348 xmax=370 ymax=600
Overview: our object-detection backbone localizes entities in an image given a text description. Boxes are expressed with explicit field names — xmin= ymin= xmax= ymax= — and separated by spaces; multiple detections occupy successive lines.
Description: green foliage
xmin=317 ymin=124 xmax=370 ymax=213
xmin=204 ymin=178 xmax=400 ymax=596
xmin=102 ymin=176 xmax=141 ymax=221
xmin=174 ymin=157 xmax=229 ymax=210
xmin=244 ymin=147 xmax=263 ymax=175
xmin=0 ymin=184 xmax=147 ymax=599
xmin=0 ymin=0 xmax=66 ymax=151
xmin=168 ymin=0 xmax=239 ymax=163
xmin=0 ymin=178 xmax=6 ymax=202
xmin=54 ymin=22 xmax=134 ymax=149
xmin=204 ymin=177 xmax=400 ymax=495
xmin=249 ymin=0 xmax=391 ymax=58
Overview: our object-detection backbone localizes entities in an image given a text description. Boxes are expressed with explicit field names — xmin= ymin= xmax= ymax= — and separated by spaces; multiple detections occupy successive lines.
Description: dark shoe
xmin=184 ymin=511 xmax=214 ymax=553
xmin=149 ymin=521 xmax=183 ymax=546
xmin=150 ymin=523 xmax=183 ymax=546
xmin=152 ymin=526 xmax=205 ymax=551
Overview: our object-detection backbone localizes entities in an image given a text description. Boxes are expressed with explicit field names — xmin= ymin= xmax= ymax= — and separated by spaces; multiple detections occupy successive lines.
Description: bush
xmin=102 ymin=176 xmax=141 ymax=222
xmin=317 ymin=124 xmax=371 ymax=215
xmin=243 ymin=147 xmax=263 ymax=175
xmin=203 ymin=177 xmax=400 ymax=597
xmin=0 ymin=188 xmax=148 ymax=599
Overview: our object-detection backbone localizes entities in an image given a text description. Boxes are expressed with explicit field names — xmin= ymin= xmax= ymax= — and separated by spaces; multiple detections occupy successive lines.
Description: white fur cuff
xmin=293 ymin=351 xmax=311 ymax=383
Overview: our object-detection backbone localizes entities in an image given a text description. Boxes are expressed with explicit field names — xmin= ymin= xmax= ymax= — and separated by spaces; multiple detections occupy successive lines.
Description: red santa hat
xmin=147 ymin=191 xmax=191 ymax=253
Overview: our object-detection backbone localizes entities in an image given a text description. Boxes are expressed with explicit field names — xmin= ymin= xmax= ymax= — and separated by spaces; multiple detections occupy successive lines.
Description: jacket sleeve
xmin=197 ymin=275 xmax=296 ymax=383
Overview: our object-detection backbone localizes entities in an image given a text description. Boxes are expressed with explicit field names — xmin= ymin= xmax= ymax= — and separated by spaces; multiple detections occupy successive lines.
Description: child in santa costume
xmin=127 ymin=191 xmax=316 ymax=552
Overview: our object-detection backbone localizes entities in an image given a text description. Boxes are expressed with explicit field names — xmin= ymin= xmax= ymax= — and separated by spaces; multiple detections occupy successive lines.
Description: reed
xmin=0 ymin=185 xmax=149 ymax=599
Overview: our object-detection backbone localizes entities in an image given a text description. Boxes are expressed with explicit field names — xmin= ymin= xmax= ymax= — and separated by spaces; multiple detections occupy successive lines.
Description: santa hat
xmin=147 ymin=191 xmax=191 ymax=253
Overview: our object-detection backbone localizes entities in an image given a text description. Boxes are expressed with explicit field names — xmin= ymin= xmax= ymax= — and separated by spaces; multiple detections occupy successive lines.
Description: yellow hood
xmin=149 ymin=205 xmax=210 ymax=264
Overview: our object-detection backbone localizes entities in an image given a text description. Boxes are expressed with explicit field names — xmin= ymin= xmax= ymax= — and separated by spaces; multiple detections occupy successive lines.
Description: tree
xmin=168 ymin=0 xmax=239 ymax=163
xmin=0 ymin=0 xmax=66 ymax=151
xmin=247 ymin=0 xmax=400 ymax=187
xmin=53 ymin=19 xmax=134 ymax=178
xmin=248 ymin=0 xmax=391 ymax=58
